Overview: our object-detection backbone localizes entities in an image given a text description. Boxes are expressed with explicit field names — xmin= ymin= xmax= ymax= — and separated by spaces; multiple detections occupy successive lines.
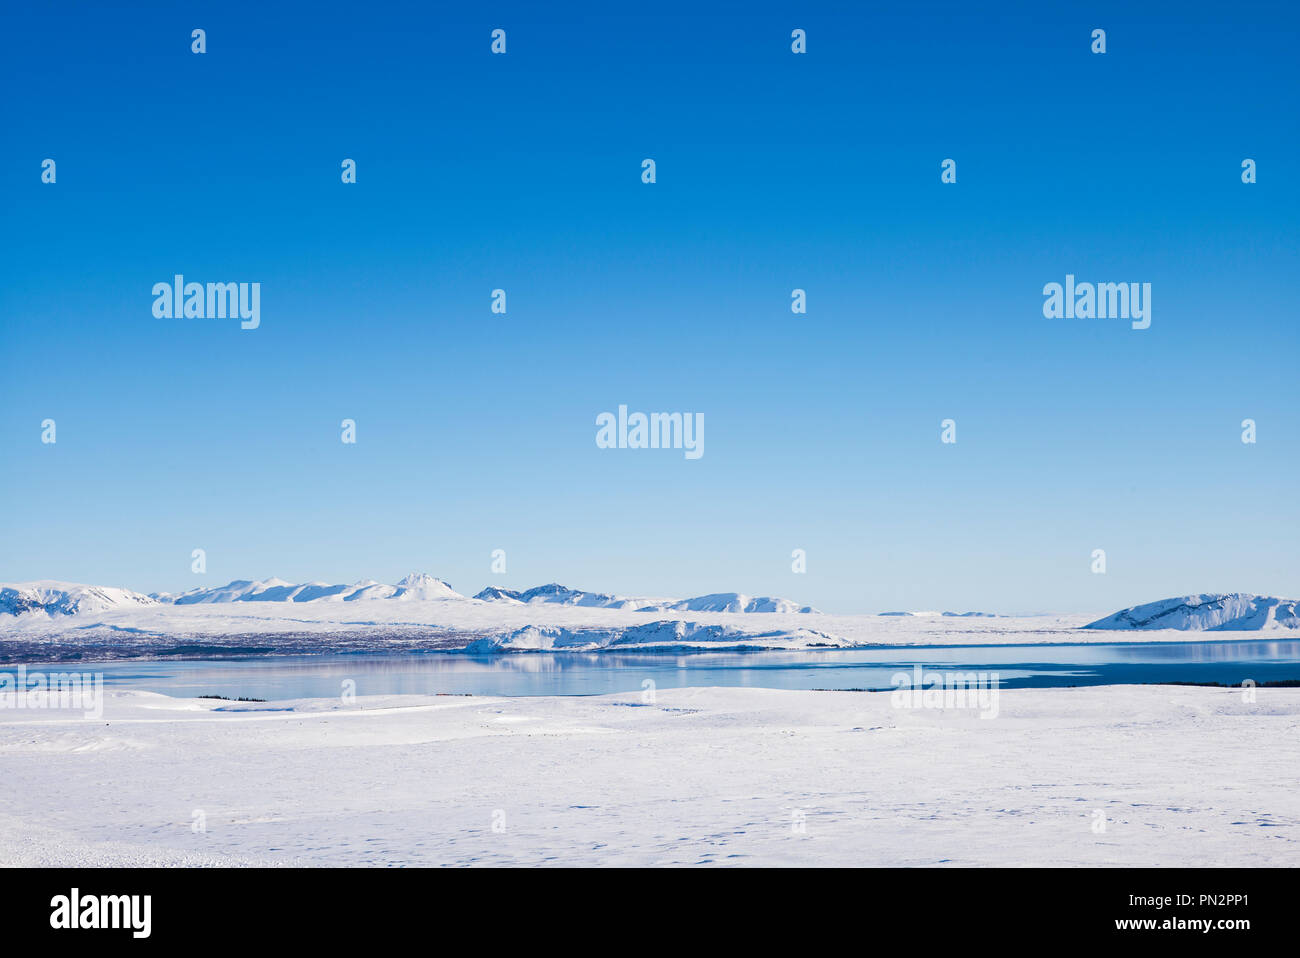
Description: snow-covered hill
xmin=650 ymin=593 xmax=817 ymax=613
xmin=157 ymin=573 xmax=463 ymax=605
xmin=0 ymin=582 xmax=158 ymax=616
xmin=1084 ymin=594 xmax=1300 ymax=631
xmin=2 ymin=572 xmax=817 ymax=625
xmin=470 ymin=583 xmax=646 ymax=609
xmin=471 ymin=584 xmax=817 ymax=613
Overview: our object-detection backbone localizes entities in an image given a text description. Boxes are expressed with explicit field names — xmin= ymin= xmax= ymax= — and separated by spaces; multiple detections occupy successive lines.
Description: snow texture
xmin=1 ymin=684 xmax=1296 ymax=866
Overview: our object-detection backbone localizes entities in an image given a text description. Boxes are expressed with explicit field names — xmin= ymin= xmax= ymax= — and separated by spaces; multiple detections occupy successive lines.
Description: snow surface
xmin=1084 ymin=594 xmax=1300 ymax=631
xmin=2 ymin=684 xmax=1296 ymax=866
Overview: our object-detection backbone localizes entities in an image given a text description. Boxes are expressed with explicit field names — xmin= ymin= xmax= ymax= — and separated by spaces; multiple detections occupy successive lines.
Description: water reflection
xmin=59 ymin=640 xmax=1300 ymax=700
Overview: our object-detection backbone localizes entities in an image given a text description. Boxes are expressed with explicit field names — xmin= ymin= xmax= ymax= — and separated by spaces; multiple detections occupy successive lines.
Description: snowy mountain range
xmin=1084 ymin=594 xmax=1300 ymax=631
xmin=157 ymin=572 xmax=461 ymax=605
xmin=3 ymin=581 xmax=1295 ymax=636
xmin=879 ymin=610 xmax=1003 ymax=618
xmin=471 ymin=584 xmax=817 ymax=614
xmin=0 ymin=574 xmax=817 ymax=617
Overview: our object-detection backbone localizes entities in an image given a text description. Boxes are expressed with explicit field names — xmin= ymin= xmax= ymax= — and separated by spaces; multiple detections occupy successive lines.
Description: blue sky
xmin=1 ymin=0 xmax=1296 ymax=613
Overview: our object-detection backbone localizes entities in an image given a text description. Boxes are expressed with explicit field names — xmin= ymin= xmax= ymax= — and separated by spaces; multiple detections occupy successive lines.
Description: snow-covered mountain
xmin=470 ymin=584 xmax=818 ymax=613
xmin=650 ymin=593 xmax=818 ymax=614
xmin=1085 ymin=594 xmax=1300 ymax=631
xmin=2 ymin=574 xmax=817 ymax=618
xmin=470 ymin=583 xmax=646 ymax=609
xmin=473 ymin=586 xmax=525 ymax=604
xmin=0 ymin=581 xmax=159 ymax=616
xmin=156 ymin=573 xmax=463 ymax=605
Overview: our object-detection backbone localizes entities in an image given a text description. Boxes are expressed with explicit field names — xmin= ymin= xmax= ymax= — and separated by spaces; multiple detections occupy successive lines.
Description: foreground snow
xmin=1 ymin=684 xmax=1295 ymax=866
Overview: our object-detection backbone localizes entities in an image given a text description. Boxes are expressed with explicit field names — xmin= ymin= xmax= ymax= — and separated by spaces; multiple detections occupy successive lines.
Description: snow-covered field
xmin=2 ymin=683 xmax=1295 ymax=867
xmin=5 ymin=580 xmax=1293 ymax=866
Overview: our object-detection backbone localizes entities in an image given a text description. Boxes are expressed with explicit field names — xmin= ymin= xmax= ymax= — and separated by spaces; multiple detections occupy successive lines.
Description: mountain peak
xmin=397 ymin=572 xmax=446 ymax=588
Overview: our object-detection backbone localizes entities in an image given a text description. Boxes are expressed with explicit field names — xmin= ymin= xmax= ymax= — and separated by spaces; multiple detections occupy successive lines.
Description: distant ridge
xmin=879 ymin=610 xmax=1002 ymax=618
xmin=155 ymin=573 xmax=463 ymax=605
xmin=0 ymin=576 xmax=816 ymax=616
xmin=471 ymin=584 xmax=817 ymax=614
xmin=1085 ymin=594 xmax=1300 ymax=631
xmin=470 ymin=583 xmax=642 ymax=609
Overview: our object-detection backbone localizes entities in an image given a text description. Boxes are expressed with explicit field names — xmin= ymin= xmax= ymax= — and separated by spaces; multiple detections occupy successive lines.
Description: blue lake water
xmin=58 ymin=639 xmax=1300 ymax=699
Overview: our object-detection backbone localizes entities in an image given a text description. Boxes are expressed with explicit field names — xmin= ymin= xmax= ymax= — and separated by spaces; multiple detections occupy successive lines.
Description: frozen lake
xmin=40 ymin=638 xmax=1300 ymax=699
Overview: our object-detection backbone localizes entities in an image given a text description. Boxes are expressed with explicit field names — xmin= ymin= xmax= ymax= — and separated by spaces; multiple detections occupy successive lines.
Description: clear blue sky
xmin=2 ymin=0 xmax=1296 ymax=613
